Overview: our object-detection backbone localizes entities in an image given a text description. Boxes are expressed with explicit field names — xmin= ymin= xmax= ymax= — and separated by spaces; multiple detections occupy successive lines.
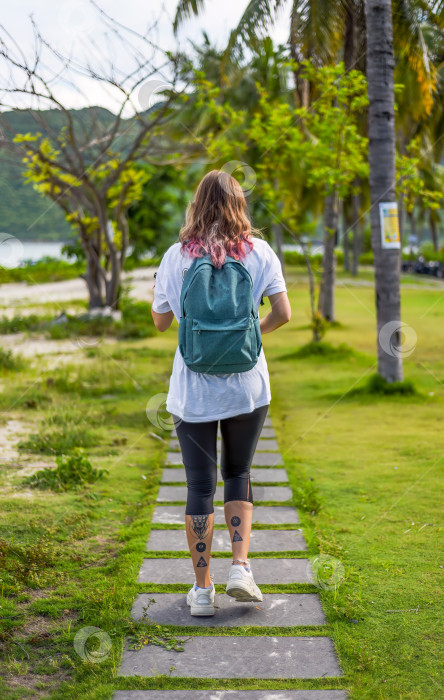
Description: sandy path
xmin=0 ymin=267 xmax=156 ymax=310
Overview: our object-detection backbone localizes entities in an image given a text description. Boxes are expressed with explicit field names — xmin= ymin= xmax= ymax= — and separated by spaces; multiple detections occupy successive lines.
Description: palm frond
xmin=173 ymin=0 xmax=207 ymax=34
xmin=393 ymin=0 xmax=438 ymax=115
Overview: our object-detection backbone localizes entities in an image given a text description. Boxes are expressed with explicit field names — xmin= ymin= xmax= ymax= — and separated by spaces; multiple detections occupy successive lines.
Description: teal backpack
xmin=178 ymin=255 xmax=262 ymax=374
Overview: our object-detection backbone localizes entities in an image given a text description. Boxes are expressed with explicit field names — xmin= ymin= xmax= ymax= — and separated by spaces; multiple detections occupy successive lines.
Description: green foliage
xmin=193 ymin=59 xmax=368 ymax=233
xmin=127 ymin=164 xmax=192 ymax=257
xmin=119 ymin=297 xmax=157 ymax=338
xmin=293 ymin=476 xmax=323 ymax=514
xmin=19 ymin=411 xmax=98 ymax=455
xmin=46 ymin=315 xmax=113 ymax=341
xmin=0 ymin=348 xmax=24 ymax=372
xmin=2 ymin=299 xmax=157 ymax=342
xmin=397 ymin=137 xmax=443 ymax=214
xmin=284 ymin=251 xmax=323 ymax=266
xmin=23 ymin=449 xmax=107 ymax=492
xmin=0 ymin=536 xmax=59 ymax=587
xmin=356 ymin=373 xmax=417 ymax=396
xmin=0 ymin=257 xmax=84 ymax=284
xmin=418 ymin=241 xmax=444 ymax=262
xmin=0 ymin=314 xmax=45 ymax=334
xmin=281 ymin=341 xmax=357 ymax=361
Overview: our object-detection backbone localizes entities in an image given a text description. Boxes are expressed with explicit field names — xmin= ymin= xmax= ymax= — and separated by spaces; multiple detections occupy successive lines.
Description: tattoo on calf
xmin=230 ymin=516 xmax=241 ymax=527
xmin=196 ymin=542 xmax=206 ymax=552
xmin=189 ymin=514 xmax=210 ymax=540
xmin=196 ymin=556 xmax=207 ymax=567
xmin=232 ymin=530 xmax=243 ymax=542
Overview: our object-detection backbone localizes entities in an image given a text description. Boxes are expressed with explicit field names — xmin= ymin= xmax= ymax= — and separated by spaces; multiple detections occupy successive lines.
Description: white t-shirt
xmin=152 ymin=237 xmax=287 ymax=422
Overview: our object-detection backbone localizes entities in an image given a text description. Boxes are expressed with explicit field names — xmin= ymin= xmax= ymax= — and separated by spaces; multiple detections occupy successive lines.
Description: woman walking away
xmin=151 ymin=170 xmax=291 ymax=616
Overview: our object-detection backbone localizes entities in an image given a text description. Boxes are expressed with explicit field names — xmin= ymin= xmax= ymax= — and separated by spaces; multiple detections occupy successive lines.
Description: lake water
xmin=0 ymin=238 xmax=70 ymax=268
xmin=18 ymin=241 xmax=69 ymax=263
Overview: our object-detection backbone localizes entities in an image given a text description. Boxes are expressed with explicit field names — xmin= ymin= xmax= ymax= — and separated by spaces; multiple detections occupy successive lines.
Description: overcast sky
xmin=1 ymin=0 xmax=291 ymax=113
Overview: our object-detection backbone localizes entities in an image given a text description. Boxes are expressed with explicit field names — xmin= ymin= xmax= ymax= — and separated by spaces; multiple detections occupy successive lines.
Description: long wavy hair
xmin=179 ymin=170 xmax=261 ymax=268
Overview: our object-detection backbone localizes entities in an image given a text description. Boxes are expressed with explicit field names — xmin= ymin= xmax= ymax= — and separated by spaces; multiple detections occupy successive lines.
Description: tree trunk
xmin=79 ymin=229 xmax=104 ymax=310
xmin=272 ymin=221 xmax=285 ymax=277
xmin=430 ymin=213 xmax=439 ymax=253
xmin=408 ymin=210 xmax=417 ymax=243
xmin=318 ymin=190 xmax=338 ymax=322
xmin=84 ymin=254 xmax=104 ymax=310
xmin=351 ymin=182 xmax=361 ymax=276
xmin=365 ymin=0 xmax=403 ymax=382
xmin=343 ymin=202 xmax=350 ymax=272
xmin=104 ymin=220 xmax=122 ymax=310
xmin=398 ymin=194 xmax=404 ymax=243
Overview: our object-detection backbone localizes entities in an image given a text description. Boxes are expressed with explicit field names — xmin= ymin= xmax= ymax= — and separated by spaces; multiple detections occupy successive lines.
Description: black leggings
xmin=172 ymin=405 xmax=269 ymax=515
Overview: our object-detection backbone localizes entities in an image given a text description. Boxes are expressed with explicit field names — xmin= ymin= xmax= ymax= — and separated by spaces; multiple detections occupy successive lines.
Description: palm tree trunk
xmin=365 ymin=0 xmax=403 ymax=382
xmin=351 ymin=180 xmax=361 ymax=276
xmin=398 ymin=194 xmax=404 ymax=242
xmin=318 ymin=190 xmax=338 ymax=322
xmin=430 ymin=213 xmax=439 ymax=253
xmin=343 ymin=202 xmax=350 ymax=272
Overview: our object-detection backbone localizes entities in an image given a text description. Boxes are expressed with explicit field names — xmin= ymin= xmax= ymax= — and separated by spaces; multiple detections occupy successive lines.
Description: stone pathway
xmin=115 ymin=413 xmax=346 ymax=698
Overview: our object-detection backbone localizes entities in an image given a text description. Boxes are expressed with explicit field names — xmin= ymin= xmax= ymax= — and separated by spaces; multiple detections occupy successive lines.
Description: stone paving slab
xmin=161 ymin=468 xmax=288 ymax=484
xmin=138 ymin=558 xmax=312 ymax=584
xmin=114 ymin=692 xmax=348 ymax=700
xmin=166 ymin=452 xmax=283 ymax=466
xmin=118 ymin=635 xmax=342 ymax=678
xmin=157 ymin=486 xmax=292 ymax=503
xmin=131 ymin=593 xmax=326 ymax=626
xmin=146 ymin=529 xmax=306 ymax=552
xmin=168 ymin=438 xmax=280 ymax=451
xmin=152 ymin=505 xmax=299 ymax=525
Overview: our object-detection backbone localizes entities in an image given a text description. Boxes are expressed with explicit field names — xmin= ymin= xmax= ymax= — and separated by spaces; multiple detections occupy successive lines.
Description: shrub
xmin=280 ymin=341 xmax=357 ymax=361
xmin=23 ymin=449 xmax=107 ymax=491
xmin=0 ymin=314 xmax=43 ymax=334
xmin=353 ymin=373 xmax=417 ymax=396
xmin=0 ymin=348 xmax=25 ymax=372
xmin=358 ymin=252 xmax=374 ymax=265
xmin=118 ymin=299 xmax=157 ymax=339
xmin=19 ymin=410 xmax=97 ymax=454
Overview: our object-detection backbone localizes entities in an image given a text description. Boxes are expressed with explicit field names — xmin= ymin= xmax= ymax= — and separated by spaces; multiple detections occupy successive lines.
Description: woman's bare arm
xmin=259 ymin=291 xmax=291 ymax=334
xmin=151 ymin=309 xmax=175 ymax=332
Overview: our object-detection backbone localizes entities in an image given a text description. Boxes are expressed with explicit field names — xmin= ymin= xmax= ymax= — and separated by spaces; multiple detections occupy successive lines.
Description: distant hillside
xmin=0 ymin=107 xmax=137 ymax=241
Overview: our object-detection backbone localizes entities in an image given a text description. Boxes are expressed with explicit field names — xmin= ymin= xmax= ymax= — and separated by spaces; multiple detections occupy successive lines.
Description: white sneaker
xmin=186 ymin=582 xmax=215 ymax=616
xmin=225 ymin=564 xmax=263 ymax=602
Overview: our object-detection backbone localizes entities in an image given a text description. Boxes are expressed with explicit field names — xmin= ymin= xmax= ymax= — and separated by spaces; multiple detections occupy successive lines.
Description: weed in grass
xmin=0 ymin=348 xmax=25 ymax=372
xmin=19 ymin=423 xmax=96 ymax=455
xmin=293 ymin=475 xmax=323 ymax=514
xmin=280 ymin=341 xmax=360 ymax=361
xmin=351 ymin=372 xmax=417 ymax=396
xmin=0 ymin=315 xmax=44 ymax=334
xmin=0 ymin=536 xmax=59 ymax=587
xmin=126 ymin=601 xmax=190 ymax=652
xmin=22 ymin=449 xmax=107 ymax=491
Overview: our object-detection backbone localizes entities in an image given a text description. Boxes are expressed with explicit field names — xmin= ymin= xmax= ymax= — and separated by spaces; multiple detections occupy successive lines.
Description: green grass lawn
xmin=0 ymin=266 xmax=442 ymax=699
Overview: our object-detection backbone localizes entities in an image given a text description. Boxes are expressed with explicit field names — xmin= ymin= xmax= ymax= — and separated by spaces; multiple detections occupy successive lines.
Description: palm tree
xmin=365 ymin=0 xmax=403 ymax=382
xmin=175 ymin=0 xmax=441 ymax=333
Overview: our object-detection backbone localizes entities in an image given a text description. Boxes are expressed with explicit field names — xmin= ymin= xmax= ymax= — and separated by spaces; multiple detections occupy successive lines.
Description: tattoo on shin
xmin=196 ymin=556 xmax=207 ymax=567
xmin=189 ymin=514 xmax=210 ymax=540
xmin=231 ymin=516 xmax=241 ymax=527
xmin=196 ymin=542 xmax=206 ymax=552
xmin=232 ymin=530 xmax=243 ymax=542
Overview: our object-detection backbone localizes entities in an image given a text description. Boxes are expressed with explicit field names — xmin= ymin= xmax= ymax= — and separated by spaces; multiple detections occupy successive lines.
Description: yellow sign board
xmin=379 ymin=202 xmax=401 ymax=249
